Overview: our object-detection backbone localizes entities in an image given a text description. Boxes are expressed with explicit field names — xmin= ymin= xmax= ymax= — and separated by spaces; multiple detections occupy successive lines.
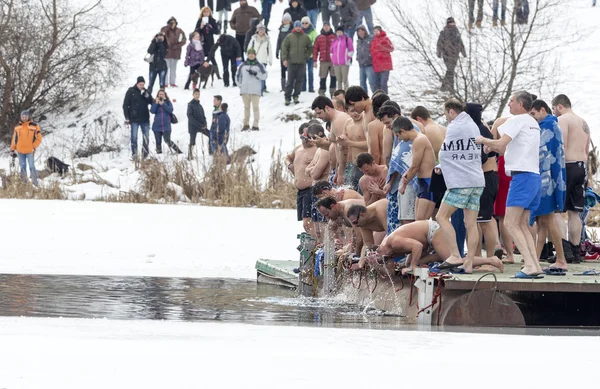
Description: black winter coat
xmin=148 ymin=39 xmax=169 ymax=72
xmin=338 ymin=0 xmax=359 ymax=29
xmin=302 ymin=0 xmax=320 ymax=10
xmin=187 ymin=99 xmax=208 ymax=134
xmin=216 ymin=0 xmax=232 ymax=12
xmin=283 ymin=4 xmax=308 ymax=22
xmin=122 ymin=86 xmax=154 ymax=123
xmin=276 ymin=25 xmax=293 ymax=59
xmin=436 ymin=25 xmax=466 ymax=60
xmin=208 ymin=34 xmax=242 ymax=60
xmin=196 ymin=16 xmax=220 ymax=55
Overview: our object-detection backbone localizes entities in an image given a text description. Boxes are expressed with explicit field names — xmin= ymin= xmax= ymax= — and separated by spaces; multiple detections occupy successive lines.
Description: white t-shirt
xmin=498 ymin=114 xmax=540 ymax=176
xmin=439 ymin=112 xmax=485 ymax=189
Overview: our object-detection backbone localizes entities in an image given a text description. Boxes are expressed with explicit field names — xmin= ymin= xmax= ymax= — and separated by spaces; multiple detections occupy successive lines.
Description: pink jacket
xmin=330 ymin=34 xmax=354 ymax=66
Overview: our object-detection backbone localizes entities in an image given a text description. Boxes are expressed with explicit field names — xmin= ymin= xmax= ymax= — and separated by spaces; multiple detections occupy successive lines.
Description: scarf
xmin=192 ymin=39 xmax=202 ymax=51
xmin=281 ymin=24 xmax=291 ymax=32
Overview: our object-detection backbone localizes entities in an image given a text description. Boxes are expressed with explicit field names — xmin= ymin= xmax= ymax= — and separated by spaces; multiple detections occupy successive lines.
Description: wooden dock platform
xmin=444 ymin=261 xmax=600 ymax=293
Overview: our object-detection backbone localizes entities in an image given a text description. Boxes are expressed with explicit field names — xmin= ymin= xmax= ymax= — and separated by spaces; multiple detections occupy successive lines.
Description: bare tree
xmin=379 ymin=0 xmax=582 ymax=117
xmin=0 ymin=0 xmax=123 ymax=138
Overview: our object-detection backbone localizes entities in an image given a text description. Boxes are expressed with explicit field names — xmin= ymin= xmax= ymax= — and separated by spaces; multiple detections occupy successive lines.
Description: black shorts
xmin=297 ymin=187 xmax=313 ymax=221
xmin=477 ymin=171 xmax=499 ymax=222
xmin=565 ymin=161 xmax=586 ymax=212
xmin=429 ymin=169 xmax=447 ymax=208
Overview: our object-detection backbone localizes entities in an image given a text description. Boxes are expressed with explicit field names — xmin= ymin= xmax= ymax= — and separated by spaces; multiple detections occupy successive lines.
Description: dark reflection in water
xmin=2 ymin=274 xmax=600 ymax=336
xmin=0 ymin=274 xmax=406 ymax=329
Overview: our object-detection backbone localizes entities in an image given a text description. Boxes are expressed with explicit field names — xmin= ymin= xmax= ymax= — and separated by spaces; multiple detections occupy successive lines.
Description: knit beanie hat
xmin=294 ymin=20 xmax=302 ymax=28
xmin=301 ymin=16 xmax=311 ymax=25
xmin=21 ymin=110 xmax=31 ymax=119
xmin=247 ymin=48 xmax=256 ymax=55
xmin=447 ymin=17 xmax=455 ymax=25
xmin=336 ymin=25 xmax=344 ymax=32
xmin=282 ymin=13 xmax=292 ymax=23
xmin=137 ymin=76 xmax=145 ymax=84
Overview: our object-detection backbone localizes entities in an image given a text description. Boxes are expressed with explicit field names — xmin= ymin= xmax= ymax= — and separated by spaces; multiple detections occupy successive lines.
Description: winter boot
xmin=318 ymin=89 xmax=326 ymax=96
xmin=476 ymin=21 xmax=482 ymax=28
xmin=571 ymin=242 xmax=583 ymax=264
xmin=251 ymin=126 xmax=259 ymax=131
xmin=329 ymin=88 xmax=336 ymax=98
xmin=293 ymin=96 xmax=299 ymax=104
xmin=493 ymin=20 xmax=498 ymax=27
xmin=187 ymin=145 xmax=195 ymax=161
xmin=241 ymin=125 xmax=250 ymax=131
xmin=223 ymin=20 xmax=228 ymax=34
xmin=285 ymin=98 xmax=291 ymax=106
xmin=562 ymin=239 xmax=575 ymax=263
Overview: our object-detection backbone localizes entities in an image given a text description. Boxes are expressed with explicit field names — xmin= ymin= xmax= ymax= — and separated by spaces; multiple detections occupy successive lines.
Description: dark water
xmin=0 ymin=274 xmax=405 ymax=330
xmin=1 ymin=274 xmax=598 ymax=336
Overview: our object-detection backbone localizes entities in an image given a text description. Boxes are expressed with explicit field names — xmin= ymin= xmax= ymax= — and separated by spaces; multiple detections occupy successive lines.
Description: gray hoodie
xmin=355 ymin=25 xmax=372 ymax=67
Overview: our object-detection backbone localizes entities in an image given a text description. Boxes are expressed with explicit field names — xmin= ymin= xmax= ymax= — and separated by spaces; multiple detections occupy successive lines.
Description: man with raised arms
xmin=312 ymin=96 xmax=351 ymax=186
xmin=552 ymin=94 xmax=590 ymax=263
xmin=357 ymin=152 xmax=388 ymax=206
xmin=394 ymin=117 xmax=436 ymax=221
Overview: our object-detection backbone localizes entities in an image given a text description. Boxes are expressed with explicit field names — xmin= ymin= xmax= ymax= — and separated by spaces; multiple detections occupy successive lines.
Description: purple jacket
xmin=330 ymin=34 xmax=354 ymax=66
xmin=185 ymin=42 xmax=205 ymax=67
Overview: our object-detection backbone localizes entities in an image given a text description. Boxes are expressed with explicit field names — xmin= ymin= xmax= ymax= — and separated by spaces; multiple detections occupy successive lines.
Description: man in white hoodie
xmin=436 ymin=99 xmax=485 ymax=274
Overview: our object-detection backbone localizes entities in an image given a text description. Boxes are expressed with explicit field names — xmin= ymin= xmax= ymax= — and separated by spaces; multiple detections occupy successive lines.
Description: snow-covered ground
xmin=0 ymin=200 xmax=298 ymax=278
xmin=4 ymin=0 xmax=597 ymax=201
xmin=0 ymin=316 xmax=598 ymax=389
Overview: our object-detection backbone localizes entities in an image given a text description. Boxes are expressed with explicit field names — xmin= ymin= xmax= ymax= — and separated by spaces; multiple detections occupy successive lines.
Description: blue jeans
xmin=302 ymin=58 xmax=314 ymax=92
xmin=357 ymin=8 xmax=374 ymax=35
xmin=493 ymin=0 xmax=507 ymax=22
xmin=359 ymin=66 xmax=376 ymax=94
xmin=261 ymin=0 xmax=274 ymax=27
xmin=451 ymin=208 xmax=466 ymax=258
xmin=148 ymin=69 xmax=166 ymax=94
xmin=18 ymin=152 xmax=38 ymax=186
xmin=130 ymin=122 xmax=150 ymax=158
xmin=344 ymin=27 xmax=356 ymax=41
xmin=374 ymin=71 xmax=390 ymax=94
xmin=307 ymin=8 xmax=320 ymax=28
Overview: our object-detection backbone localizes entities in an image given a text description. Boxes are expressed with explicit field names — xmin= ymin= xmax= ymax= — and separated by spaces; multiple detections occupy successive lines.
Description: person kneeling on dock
xmin=315 ymin=197 xmax=366 ymax=260
xmin=378 ymin=220 xmax=504 ymax=275
xmin=346 ymin=200 xmax=389 ymax=268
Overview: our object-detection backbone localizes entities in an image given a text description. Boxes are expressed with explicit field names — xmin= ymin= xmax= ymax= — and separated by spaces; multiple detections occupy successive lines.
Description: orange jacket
xmin=11 ymin=120 xmax=42 ymax=154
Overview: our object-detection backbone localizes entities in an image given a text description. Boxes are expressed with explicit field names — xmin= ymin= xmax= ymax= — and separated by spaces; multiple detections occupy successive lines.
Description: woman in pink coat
xmin=330 ymin=26 xmax=354 ymax=91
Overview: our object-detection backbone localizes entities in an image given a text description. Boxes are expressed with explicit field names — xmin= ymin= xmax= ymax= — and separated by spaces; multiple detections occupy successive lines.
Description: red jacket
xmin=370 ymin=30 xmax=394 ymax=72
xmin=313 ymin=30 xmax=336 ymax=63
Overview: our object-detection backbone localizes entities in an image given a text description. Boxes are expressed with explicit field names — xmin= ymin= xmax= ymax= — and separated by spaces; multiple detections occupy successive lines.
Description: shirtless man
xmin=346 ymin=200 xmax=389 ymax=267
xmin=287 ymin=123 xmax=318 ymax=236
xmin=378 ymin=220 xmax=504 ymax=274
xmin=338 ymin=105 xmax=368 ymax=190
xmin=315 ymin=197 xmax=365 ymax=257
xmin=304 ymin=124 xmax=332 ymax=242
xmin=394 ymin=117 xmax=436 ymax=220
xmin=552 ymin=94 xmax=590 ymax=262
xmin=312 ymin=180 xmax=363 ymax=201
xmin=333 ymin=98 xmax=346 ymax=112
xmin=378 ymin=102 xmax=419 ymax=226
xmin=312 ymin=96 xmax=351 ymax=186
xmin=367 ymin=92 xmax=390 ymax=165
xmin=410 ymin=106 xmax=447 ymax=160
xmin=357 ymin=152 xmax=389 ymax=205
